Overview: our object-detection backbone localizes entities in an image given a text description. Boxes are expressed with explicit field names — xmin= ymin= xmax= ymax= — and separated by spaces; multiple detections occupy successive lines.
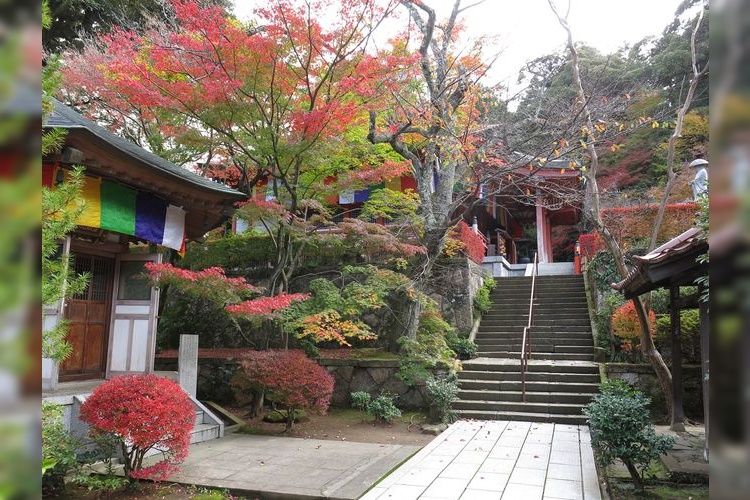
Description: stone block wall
xmin=427 ymin=257 xmax=488 ymax=334
xmin=155 ymin=356 xmax=435 ymax=410
xmin=605 ymin=363 xmax=704 ymax=424
xmin=321 ymin=358 xmax=438 ymax=410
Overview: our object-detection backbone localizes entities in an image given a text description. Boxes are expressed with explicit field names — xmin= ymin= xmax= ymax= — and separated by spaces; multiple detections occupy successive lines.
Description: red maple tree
xmin=79 ymin=374 xmax=194 ymax=480
xmin=238 ymin=350 xmax=334 ymax=430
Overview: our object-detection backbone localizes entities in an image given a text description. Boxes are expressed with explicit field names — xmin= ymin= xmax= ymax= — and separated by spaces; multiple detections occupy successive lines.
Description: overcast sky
xmin=232 ymin=0 xmax=686 ymax=97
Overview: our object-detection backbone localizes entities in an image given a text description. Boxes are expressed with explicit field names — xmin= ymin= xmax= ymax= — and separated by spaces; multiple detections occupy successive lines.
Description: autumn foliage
xmin=443 ymin=220 xmax=486 ymax=264
xmin=237 ymin=350 xmax=334 ymax=430
xmin=226 ymin=293 xmax=310 ymax=318
xmin=79 ymin=374 xmax=194 ymax=480
xmin=146 ymin=262 xmax=309 ymax=318
xmin=611 ymin=301 xmax=656 ymax=356
xmin=578 ymin=202 xmax=699 ymax=258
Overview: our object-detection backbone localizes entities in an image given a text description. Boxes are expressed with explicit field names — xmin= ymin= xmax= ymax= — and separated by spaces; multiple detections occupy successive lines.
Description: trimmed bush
xmin=79 ymin=374 xmax=195 ymax=480
xmin=425 ymin=376 xmax=459 ymax=424
xmin=366 ymin=393 xmax=402 ymax=424
xmin=350 ymin=391 xmax=401 ymax=423
xmin=350 ymin=391 xmax=371 ymax=412
xmin=584 ymin=380 xmax=675 ymax=491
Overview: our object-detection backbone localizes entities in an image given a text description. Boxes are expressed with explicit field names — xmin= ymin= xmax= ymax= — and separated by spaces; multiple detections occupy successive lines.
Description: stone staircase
xmin=455 ymin=275 xmax=600 ymax=425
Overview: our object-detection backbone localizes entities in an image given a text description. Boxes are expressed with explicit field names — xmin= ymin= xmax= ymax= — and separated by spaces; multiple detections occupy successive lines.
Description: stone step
xmin=480 ymin=318 xmax=592 ymax=327
xmin=477 ymin=351 xmax=593 ymax=361
xmin=481 ymin=311 xmax=591 ymax=319
xmin=491 ymin=291 xmax=586 ymax=297
xmin=476 ymin=337 xmax=593 ymax=346
xmin=462 ymin=359 xmax=599 ymax=374
xmin=480 ymin=317 xmax=590 ymax=324
xmin=474 ymin=344 xmax=594 ymax=354
xmin=453 ymin=399 xmax=588 ymax=416
xmin=190 ymin=423 xmax=221 ymax=444
xmin=457 ymin=389 xmax=596 ymax=405
xmin=458 ymin=369 xmax=600 ymax=384
xmin=456 ymin=409 xmax=589 ymax=425
xmin=457 ymin=378 xmax=600 ymax=394
xmin=479 ymin=325 xmax=591 ymax=338
xmin=476 ymin=328 xmax=593 ymax=335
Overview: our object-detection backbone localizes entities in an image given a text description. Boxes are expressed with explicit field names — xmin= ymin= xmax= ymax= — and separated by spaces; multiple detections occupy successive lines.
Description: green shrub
xmin=42 ymin=402 xmax=79 ymax=494
xmin=350 ymin=391 xmax=371 ymax=412
xmin=397 ymin=308 xmax=455 ymax=386
xmin=425 ymin=375 xmax=459 ymax=424
xmin=584 ymin=379 xmax=675 ymax=491
xmin=366 ymin=393 xmax=402 ymax=424
xmin=350 ymin=390 xmax=402 ymax=423
xmin=592 ymin=293 xmax=625 ymax=353
xmin=655 ymin=309 xmax=701 ymax=363
xmin=446 ymin=333 xmax=477 ymax=360
xmin=473 ymin=277 xmax=496 ymax=314
xmin=649 ymin=288 xmax=670 ymax=315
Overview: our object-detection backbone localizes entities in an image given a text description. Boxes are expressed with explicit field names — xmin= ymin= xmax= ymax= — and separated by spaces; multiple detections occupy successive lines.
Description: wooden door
xmin=59 ymin=254 xmax=114 ymax=381
xmin=107 ymin=253 xmax=162 ymax=377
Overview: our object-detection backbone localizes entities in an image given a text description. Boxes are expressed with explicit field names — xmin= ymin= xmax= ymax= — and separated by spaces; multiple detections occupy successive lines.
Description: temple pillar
xmin=535 ymin=196 xmax=552 ymax=263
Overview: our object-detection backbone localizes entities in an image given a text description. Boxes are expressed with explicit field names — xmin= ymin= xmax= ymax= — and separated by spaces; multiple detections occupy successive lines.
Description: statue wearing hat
xmin=689 ymin=158 xmax=708 ymax=200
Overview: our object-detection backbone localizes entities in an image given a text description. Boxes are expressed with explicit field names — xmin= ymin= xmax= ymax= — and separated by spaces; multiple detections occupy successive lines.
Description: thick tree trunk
xmin=394 ymin=227 xmax=446 ymax=348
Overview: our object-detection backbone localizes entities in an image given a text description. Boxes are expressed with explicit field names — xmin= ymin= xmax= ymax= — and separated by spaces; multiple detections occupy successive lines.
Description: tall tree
xmin=547 ymin=0 xmax=675 ymax=422
xmin=647 ymin=4 xmax=708 ymax=251
xmin=367 ymin=0 xmax=496 ymax=339
xmin=60 ymin=0 xmax=409 ymax=294
xmin=43 ymin=0 xmax=231 ymax=53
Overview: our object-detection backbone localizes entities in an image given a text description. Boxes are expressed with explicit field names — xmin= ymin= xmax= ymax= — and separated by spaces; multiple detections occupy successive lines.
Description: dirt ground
xmin=229 ymin=406 xmax=437 ymax=447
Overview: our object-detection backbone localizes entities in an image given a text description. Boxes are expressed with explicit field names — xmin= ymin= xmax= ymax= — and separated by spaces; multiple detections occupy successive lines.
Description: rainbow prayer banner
xmin=44 ymin=164 xmax=186 ymax=251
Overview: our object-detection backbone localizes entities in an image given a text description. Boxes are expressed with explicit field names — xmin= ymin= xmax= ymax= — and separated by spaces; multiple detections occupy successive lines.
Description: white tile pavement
xmin=360 ymin=420 xmax=602 ymax=500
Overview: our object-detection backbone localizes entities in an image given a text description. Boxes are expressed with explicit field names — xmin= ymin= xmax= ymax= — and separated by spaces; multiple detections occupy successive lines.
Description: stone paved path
xmin=360 ymin=420 xmax=602 ymax=500
xmin=163 ymin=433 xmax=420 ymax=499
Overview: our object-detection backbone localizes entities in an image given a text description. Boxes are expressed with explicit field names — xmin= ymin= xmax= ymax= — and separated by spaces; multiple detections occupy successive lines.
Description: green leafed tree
xmin=42 ymin=0 xmax=88 ymax=362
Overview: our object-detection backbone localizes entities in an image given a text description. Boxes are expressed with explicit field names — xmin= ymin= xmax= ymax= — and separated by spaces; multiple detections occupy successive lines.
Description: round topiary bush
xmin=79 ymin=374 xmax=195 ymax=481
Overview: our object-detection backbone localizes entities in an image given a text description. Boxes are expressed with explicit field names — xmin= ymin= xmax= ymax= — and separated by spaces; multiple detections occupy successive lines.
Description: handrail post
xmin=520 ymin=253 xmax=538 ymax=403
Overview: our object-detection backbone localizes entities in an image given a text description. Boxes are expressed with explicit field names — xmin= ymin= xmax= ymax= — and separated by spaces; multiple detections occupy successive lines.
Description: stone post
xmin=178 ymin=334 xmax=199 ymax=397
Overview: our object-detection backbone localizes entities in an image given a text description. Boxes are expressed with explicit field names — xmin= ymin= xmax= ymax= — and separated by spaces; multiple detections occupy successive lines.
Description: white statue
xmin=689 ymin=158 xmax=708 ymax=200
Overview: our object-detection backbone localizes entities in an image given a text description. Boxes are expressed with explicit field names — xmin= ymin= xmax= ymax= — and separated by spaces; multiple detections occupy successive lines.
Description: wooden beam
xmin=670 ymin=286 xmax=686 ymax=431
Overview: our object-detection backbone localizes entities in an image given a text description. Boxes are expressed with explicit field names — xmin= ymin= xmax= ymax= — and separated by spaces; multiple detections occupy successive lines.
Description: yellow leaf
xmin=651 ymin=121 xmax=659 ymax=128
xmin=580 ymin=166 xmax=587 ymax=172
xmin=619 ymin=123 xmax=626 ymax=131
xmin=554 ymin=149 xmax=560 ymax=157
xmin=569 ymin=161 xmax=576 ymax=169
xmin=560 ymin=169 xmax=565 ymax=174
xmin=610 ymin=144 xmax=617 ymax=152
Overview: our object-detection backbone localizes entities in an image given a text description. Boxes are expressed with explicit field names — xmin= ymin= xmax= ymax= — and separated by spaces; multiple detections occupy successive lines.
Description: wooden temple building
xmin=42 ymin=99 xmax=245 ymax=390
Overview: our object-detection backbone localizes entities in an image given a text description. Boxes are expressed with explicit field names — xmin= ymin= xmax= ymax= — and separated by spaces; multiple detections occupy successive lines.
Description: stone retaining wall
xmin=154 ymin=356 xmax=435 ymax=410
xmin=605 ymin=363 xmax=704 ymax=423
xmin=427 ymin=258 xmax=488 ymax=334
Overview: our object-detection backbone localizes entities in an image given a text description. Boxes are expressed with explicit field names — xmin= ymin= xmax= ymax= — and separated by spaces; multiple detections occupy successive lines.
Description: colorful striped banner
xmin=43 ymin=164 xmax=186 ymax=251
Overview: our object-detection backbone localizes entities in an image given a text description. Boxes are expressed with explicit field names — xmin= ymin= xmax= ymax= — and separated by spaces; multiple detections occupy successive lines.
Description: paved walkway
xmin=164 ymin=433 xmax=420 ymax=499
xmin=360 ymin=420 xmax=602 ymax=500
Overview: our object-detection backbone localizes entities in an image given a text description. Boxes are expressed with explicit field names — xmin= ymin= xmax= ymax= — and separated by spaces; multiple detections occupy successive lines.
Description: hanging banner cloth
xmin=43 ymin=164 xmax=186 ymax=251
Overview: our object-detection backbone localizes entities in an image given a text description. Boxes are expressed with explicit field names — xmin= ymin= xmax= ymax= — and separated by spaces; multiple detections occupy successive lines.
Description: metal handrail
xmin=521 ymin=252 xmax=539 ymax=402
